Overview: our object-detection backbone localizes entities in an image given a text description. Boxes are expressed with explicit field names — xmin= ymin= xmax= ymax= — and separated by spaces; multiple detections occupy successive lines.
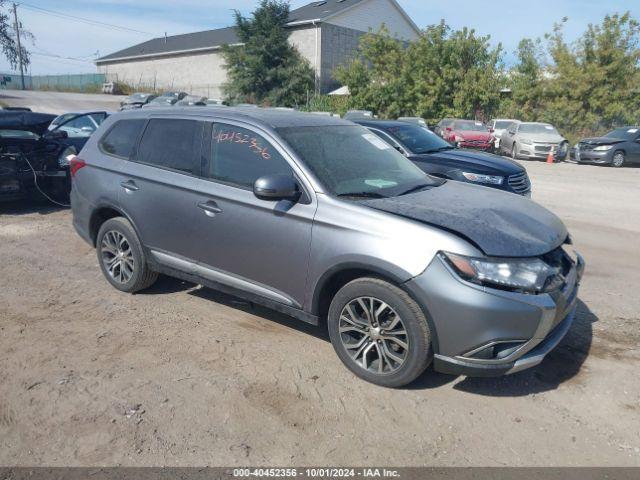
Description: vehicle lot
xmin=0 ymin=90 xmax=125 ymax=114
xmin=1 ymin=159 xmax=639 ymax=466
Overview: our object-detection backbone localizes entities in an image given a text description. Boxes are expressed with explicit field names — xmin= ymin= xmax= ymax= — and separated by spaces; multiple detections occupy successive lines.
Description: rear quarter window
xmin=99 ymin=119 xmax=146 ymax=159
xmin=136 ymin=119 xmax=202 ymax=175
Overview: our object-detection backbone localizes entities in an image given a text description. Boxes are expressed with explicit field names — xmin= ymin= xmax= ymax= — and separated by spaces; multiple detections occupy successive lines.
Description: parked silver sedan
xmin=500 ymin=121 xmax=569 ymax=160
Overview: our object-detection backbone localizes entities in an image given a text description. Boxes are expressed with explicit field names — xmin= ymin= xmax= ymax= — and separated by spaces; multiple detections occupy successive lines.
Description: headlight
xmin=58 ymin=146 xmax=77 ymax=168
xmin=441 ymin=252 xmax=563 ymax=293
xmin=455 ymin=135 xmax=465 ymax=142
xmin=461 ymin=172 xmax=504 ymax=185
xmin=520 ymin=138 xmax=533 ymax=145
xmin=593 ymin=145 xmax=613 ymax=151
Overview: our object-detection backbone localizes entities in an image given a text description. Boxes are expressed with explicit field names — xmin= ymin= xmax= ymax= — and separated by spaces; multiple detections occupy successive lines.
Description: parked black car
xmin=576 ymin=126 xmax=640 ymax=167
xmin=0 ymin=111 xmax=101 ymax=202
xmin=357 ymin=120 xmax=531 ymax=196
xmin=120 ymin=93 xmax=157 ymax=111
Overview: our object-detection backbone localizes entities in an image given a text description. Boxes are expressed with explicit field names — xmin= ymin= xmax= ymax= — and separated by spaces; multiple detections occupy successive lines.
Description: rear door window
xmin=207 ymin=123 xmax=293 ymax=189
xmin=136 ymin=118 xmax=202 ymax=175
xmin=99 ymin=119 xmax=146 ymax=159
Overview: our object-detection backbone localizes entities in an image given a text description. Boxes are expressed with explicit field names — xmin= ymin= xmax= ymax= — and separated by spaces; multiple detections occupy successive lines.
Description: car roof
xmin=114 ymin=106 xmax=352 ymax=129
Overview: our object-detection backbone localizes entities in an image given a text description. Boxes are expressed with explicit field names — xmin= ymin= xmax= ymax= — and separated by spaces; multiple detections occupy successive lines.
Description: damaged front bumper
xmin=405 ymin=252 xmax=584 ymax=377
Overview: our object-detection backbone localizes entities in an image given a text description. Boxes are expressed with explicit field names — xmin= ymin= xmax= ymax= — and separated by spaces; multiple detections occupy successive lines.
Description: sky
xmin=0 ymin=0 xmax=638 ymax=75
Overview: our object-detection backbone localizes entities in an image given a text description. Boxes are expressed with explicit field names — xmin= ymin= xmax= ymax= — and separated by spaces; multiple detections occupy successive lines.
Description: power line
xmin=18 ymin=2 xmax=154 ymax=36
xmin=31 ymin=52 xmax=95 ymax=64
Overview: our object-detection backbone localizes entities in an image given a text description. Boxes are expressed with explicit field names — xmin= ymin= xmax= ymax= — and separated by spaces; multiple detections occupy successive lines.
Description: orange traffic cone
xmin=546 ymin=151 xmax=554 ymax=164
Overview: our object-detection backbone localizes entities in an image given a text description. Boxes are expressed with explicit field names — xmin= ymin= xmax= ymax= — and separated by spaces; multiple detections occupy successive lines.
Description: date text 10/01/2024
xmin=232 ymin=468 xmax=401 ymax=478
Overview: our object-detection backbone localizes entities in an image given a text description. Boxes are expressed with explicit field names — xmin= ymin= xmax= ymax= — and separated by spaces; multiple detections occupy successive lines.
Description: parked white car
xmin=500 ymin=121 xmax=569 ymax=161
xmin=489 ymin=118 xmax=519 ymax=149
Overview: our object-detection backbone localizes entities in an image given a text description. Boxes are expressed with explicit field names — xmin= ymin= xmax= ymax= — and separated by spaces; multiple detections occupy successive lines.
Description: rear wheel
xmin=328 ymin=277 xmax=432 ymax=388
xmin=612 ymin=150 xmax=625 ymax=168
xmin=96 ymin=217 xmax=158 ymax=293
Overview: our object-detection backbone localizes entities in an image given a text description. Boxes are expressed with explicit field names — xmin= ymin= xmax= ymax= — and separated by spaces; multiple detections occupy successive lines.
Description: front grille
xmin=507 ymin=171 xmax=531 ymax=194
xmin=534 ymin=144 xmax=553 ymax=152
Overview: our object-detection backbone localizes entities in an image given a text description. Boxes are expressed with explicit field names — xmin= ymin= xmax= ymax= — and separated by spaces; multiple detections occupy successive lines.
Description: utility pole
xmin=12 ymin=3 xmax=25 ymax=90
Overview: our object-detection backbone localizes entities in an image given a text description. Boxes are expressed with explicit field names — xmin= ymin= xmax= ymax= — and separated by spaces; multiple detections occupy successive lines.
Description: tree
xmin=335 ymin=21 xmax=503 ymax=122
xmin=546 ymin=13 xmax=640 ymax=138
xmin=335 ymin=25 xmax=409 ymax=118
xmin=500 ymin=38 xmax=546 ymax=120
xmin=0 ymin=1 xmax=32 ymax=71
xmin=221 ymin=0 xmax=314 ymax=107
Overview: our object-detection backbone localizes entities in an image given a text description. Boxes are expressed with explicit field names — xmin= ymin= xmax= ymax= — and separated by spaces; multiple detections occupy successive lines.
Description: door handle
xmin=120 ymin=180 xmax=139 ymax=192
xmin=197 ymin=201 xmax=223 ymax=217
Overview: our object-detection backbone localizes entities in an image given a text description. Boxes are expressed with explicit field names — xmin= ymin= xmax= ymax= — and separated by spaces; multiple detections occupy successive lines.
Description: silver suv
xmin=70 ymin=108 xmax=584 ymax=387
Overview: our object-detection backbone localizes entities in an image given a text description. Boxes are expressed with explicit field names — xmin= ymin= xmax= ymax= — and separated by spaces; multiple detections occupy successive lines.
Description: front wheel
xmin=328 ymin=278 xmax=432 ymax=388
xmin=511 ymin=142 xmax=518 ymax=159
xmin=612 ymin=150 xmax=625 ymax=168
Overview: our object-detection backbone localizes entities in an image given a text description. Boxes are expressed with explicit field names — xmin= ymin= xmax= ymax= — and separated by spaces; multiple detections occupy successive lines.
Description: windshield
xmin=454 ymin=121 xmax=488 ymax=132
xmin=278 ymin=125 xmax=441 ymax=197
xmin=494 ymin=121 xmax=513 ymax=129
xmin=384 ymin=123 xmax=452 ymax=154
xmin=150 ymin=96 xmax=175 ymax=104
xmin=519 ymin=123 xmax=559 ymax=135
xmin=605 ymin=127 xmax=639 ymax=140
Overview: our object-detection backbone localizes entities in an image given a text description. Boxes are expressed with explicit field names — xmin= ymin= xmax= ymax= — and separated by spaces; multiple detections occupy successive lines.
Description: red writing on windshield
xmin=214 ymin=130 xmax=271 ymax=160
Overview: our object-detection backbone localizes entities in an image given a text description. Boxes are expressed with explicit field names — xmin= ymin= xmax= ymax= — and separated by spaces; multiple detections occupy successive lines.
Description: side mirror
xmin=45 ymin=129 xmax=68 ymax=140
xmin=253 ymin=174 xmax=299 ymax=201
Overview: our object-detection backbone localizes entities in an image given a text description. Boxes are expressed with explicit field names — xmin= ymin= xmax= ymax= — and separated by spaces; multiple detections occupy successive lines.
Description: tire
xmin=511 ymin=142 xmax=518 ymax=159
xmin=327 ymin=277 xmax=432 ymax=388
xmin=612 ymin=150 xmax=625 ymax=168
xmin=96 ymin=217 xmax=158 ymax=293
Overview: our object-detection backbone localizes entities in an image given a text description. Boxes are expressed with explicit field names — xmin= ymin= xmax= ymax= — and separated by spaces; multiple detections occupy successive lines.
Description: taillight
xmin=69 ymin=156 xmax=87 ymax=178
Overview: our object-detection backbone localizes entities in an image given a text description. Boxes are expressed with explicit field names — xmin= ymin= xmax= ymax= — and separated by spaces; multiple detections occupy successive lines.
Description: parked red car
xmin=442 ymin=120 xmax=495 ymax=152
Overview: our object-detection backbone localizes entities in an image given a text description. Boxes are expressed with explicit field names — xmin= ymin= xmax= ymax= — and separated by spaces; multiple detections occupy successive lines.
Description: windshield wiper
xmin=416 ymin=146 xmax=454 ymax=154
xmin=337 ymin=191 xmax=387 ymax=199
xmin=399 ymin=184 xmax=432 ymax=196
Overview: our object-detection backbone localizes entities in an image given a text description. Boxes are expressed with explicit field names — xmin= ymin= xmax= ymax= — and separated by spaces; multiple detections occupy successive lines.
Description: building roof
xmin=96 ymin=0 xmax=367 ymax=63
xmin=288 ymin=0 xmax=365 ymax=24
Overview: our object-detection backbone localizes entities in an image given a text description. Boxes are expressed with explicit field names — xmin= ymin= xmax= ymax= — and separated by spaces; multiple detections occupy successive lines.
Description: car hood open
xmin=359 ymin=180 xmax=567 ymax=257
xmin=0 ymin=111 xmax=56 ymax=136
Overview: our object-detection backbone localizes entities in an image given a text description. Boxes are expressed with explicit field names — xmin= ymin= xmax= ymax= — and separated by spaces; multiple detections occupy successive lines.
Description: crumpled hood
xmin=359 ymin=180 xmax=567 ymax=257
xmin=580 ymin=136 xmax=624 ymax=145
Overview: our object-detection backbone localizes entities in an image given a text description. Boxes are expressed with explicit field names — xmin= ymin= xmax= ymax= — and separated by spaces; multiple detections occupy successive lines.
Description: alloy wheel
xmin=100 ymin=230 xmax=135 ymax=284
xmin=339 ymin=296 xmax=409 ymax=375
xmin=612 ymin=151 xmax=625 ymax=167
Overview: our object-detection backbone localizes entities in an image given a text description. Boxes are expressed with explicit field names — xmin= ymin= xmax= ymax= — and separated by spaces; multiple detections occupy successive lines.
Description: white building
xmin=95 ymin=0 xmax=420 ymax=97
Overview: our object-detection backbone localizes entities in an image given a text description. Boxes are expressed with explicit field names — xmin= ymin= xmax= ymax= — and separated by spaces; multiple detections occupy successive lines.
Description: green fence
xmin=0 ymin=72 xmax=107 ymax=92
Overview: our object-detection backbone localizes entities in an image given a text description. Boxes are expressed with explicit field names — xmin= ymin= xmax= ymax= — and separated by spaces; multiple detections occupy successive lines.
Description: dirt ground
xmin=1 ymin=160 xmax=639 ymax=467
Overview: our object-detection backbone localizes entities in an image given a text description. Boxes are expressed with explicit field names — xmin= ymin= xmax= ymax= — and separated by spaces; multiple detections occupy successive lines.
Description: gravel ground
xmin=0 ymin=160 xmax=639 ymax=467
